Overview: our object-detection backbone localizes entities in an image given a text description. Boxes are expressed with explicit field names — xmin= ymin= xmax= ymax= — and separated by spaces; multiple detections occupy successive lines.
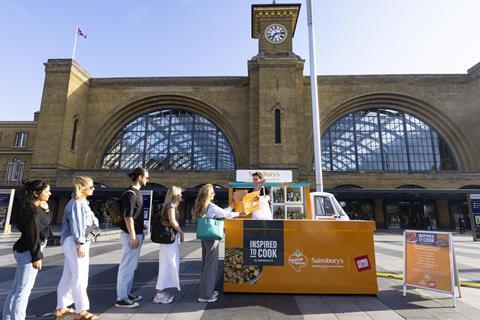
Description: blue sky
xmin=1 ymin=0 xmax=479 ymax=121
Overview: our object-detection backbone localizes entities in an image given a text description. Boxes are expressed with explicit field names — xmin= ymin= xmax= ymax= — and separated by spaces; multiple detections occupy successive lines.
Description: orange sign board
xmin=224 ymin=219 xmax=378 ymax=294
xmin=404 ymin=231 xmax=454 ymax=293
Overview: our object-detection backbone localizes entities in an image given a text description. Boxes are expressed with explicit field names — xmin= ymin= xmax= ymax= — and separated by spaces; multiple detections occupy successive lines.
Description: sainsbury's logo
xmin=354 ymin=255 xmax=371 ymax=272
xmin=311 ymin=257 xmax=345 ymax=268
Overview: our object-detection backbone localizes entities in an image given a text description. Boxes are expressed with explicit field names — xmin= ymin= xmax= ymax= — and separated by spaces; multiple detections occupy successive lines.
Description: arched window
xmin=396 ymin=185 xmax=425 ymax=189
xmin=101 ymin=108 xmax=235 ymax=170
xmin=459 ymin=185 xmax=480 ymax=190
xmin=321 ymin=108 xmax=457 ymax=172
xmin=334 ymin=185 xmax=362 ymax=189
xmin=5 ymin=157 xmax=24 ymax=185
xmin=275 ymin=109 xmax=281 ymax=144
xmin=145 ymin=183 xmax=167 ymax=190
xmin=193 ymin=183 xmax=225 ymax=189
xmin=93 ymin=182 xmax=109 ymax=189
xmin=71 ymin=118 xmax=79 ymax=150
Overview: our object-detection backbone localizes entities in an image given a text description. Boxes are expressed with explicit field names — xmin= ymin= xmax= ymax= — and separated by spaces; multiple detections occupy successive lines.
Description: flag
xmin=76 ymin=27 xmax=87 ymax=39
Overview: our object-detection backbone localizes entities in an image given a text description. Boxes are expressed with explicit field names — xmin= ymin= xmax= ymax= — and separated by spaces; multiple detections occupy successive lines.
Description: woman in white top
xmin=153 ymin=186 xmax=184 ymax=304
xmin=250 ymin=172 xmax=272 ymax=220
xmin=194 ymin=184 xmax=239 ymax=303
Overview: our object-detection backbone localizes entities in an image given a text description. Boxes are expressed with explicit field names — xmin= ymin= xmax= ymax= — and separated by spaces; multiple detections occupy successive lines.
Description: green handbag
xmin=196 ymin=217 xmax=224 ymax=240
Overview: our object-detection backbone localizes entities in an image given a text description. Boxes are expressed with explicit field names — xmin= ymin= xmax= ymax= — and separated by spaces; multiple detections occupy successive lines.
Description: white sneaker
xmin=212 ymin=291 xmax=219 ymax=298
xmin=153 ymin=292 xmax=174 ymax=304
xmin=197 ymin=296 xmax=218 ymax=303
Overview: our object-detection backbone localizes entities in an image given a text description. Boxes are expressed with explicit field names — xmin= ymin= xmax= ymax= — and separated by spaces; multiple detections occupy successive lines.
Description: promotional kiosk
xmin=223 ymin=170 xmax=378 ymax=295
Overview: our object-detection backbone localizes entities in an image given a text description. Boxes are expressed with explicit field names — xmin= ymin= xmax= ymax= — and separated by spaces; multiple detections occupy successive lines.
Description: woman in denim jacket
xmin=55 ymin=176 xmax=100 ymax=320
xmin=3 ymin=179 xmax=51 ymax=320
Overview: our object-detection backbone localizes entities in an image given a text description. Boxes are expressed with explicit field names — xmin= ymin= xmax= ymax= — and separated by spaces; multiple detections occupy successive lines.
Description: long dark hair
xmin=22 ymin=179 xmax=49 ymax=212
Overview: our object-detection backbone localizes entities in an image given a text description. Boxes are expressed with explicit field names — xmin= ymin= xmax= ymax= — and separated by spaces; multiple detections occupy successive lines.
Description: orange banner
xmin=224 ymin=219 xmax=378 ymax=294
xmin=404 ymin=231 xmax=453 ymax=293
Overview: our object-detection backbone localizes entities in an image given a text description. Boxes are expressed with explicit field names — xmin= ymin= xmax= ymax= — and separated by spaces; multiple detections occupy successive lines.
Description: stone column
xmin=436 ymin=199 xmax=451 ymax=229
xmin=374 ymin=199 xmax=385 ymax=229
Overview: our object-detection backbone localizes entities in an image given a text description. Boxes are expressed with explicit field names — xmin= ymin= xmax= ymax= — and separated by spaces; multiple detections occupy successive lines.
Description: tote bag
xmin=196 ymin=205 xmax=224 ymax=241
xmin=196 ymin=217 xmax=224 ymax=240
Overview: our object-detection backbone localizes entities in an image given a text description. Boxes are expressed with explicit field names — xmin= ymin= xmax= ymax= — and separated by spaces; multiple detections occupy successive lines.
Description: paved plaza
xmin=1 ymin=227 xmax=479 ymax=320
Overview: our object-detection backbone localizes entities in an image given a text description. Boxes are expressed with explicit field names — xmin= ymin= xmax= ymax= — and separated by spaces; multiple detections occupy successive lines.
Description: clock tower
xmin=248 ymin=3 xmax=305 ymax=171
xmin=252 ymin=3 xmax=300 ymax=56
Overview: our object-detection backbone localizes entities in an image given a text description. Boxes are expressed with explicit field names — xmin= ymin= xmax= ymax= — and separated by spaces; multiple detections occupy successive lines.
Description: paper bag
xmin=233 ymin=190 xmax=248 ymax=213
xmin=242 ymin=191 xmax=261 ymax=215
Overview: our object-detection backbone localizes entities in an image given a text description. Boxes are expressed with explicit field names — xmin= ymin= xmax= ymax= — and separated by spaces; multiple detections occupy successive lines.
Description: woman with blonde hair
xmin=194 ymin=184 xmax=239 ymax=303
xmin=152 ymin=186 xmax=184 ymax=304
xmin=55 ymin=176 xmax=100 ymax=320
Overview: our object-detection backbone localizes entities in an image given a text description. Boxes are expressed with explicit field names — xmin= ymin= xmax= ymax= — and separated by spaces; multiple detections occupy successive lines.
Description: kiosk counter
xmin=224 ymin=219 xmax=378 ymax=295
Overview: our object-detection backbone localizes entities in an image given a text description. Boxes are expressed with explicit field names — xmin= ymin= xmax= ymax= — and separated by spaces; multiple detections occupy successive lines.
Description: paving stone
xmin=1 ymin=229 xmax=480 ymax=320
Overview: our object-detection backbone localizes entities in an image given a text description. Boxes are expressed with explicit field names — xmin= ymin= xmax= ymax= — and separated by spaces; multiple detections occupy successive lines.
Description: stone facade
xmin=0 ymin=122 xmax=36 ymax=185
xmin=1 ymin=3 xmax=480 ymax=228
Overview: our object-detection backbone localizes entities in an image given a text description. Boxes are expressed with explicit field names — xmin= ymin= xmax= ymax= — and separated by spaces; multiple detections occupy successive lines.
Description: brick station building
xmin=1 ymin=3 xmax=480 ymax=229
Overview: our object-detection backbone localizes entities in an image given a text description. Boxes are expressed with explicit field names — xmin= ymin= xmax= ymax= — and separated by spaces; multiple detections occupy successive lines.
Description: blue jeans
xmin=116 ymin=232 xmax=143 ymax=301
xmin=3 ymin=243 xmax=46 ymax=320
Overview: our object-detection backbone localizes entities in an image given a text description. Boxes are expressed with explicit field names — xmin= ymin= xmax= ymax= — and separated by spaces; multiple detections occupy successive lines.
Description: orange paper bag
xmin=233 ymin=190 xmax=248 ymax=214
xmin=242 ymin=191 xmax=260 ymax=215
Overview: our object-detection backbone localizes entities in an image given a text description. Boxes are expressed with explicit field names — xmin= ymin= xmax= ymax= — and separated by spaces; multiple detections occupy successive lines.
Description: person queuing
xmin=55 ymin=176 xmax=100 ymax=320
xmin=3 ymin=180 xmax=52 ymax=320
xmin=153 ymin=186 xmax=184 ymax=304
xmin=193 ymin=184 xmax=239 ymax=303
xmin=458 ymin=216 xmax=466 ymax=234
xmin=115 ymin=167 xmax=149 ymax=308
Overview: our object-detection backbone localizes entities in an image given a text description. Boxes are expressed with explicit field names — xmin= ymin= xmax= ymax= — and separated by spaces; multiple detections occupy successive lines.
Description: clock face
xmin=265 ymin=24 xmax=287 ymax=44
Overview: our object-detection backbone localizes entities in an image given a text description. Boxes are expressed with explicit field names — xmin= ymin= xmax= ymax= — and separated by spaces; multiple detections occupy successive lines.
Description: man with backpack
xmin=115 ymin=167 xmax=149 ymax=308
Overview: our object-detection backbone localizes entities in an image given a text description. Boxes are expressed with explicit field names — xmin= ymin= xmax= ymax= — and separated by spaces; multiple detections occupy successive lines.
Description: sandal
xmin=74 ymin=311 xmax=100 ymax=320
xmin=54 ymin=308 xmax=76 ymax=318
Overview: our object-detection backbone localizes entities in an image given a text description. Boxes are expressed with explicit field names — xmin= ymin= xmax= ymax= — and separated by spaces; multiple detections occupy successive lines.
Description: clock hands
xmin=265 ymin=24 xmax=287 ymax=43
xmin=270 ymin=30 xmax=282 ymax=41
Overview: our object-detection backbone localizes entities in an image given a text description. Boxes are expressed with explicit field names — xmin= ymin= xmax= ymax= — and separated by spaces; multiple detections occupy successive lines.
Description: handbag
xmin=150 ymin=204 xmax=177 ymax=244
xmin=85 ymin=224 xmax=102 ymax=242
xmin=151 ymin=224 xmax=176 ymax=244
xmin=196 ymin=205 xmax=224 ymax=240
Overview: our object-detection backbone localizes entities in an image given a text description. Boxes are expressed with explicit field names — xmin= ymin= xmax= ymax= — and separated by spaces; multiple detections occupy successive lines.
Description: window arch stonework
xmin=319 ymin=107 xmax=457 ymax=172
xmin=85 ymin=95 xmax=242 ymax=170
xmin=307 ymin=93 xmax=471 ymax=171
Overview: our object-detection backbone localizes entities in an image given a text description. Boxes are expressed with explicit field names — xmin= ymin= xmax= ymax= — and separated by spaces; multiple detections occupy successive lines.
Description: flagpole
xmin=72 ymin=26 xmax=79 ymax=60
xmin=306 ymin=0 xmax=323 ymax=192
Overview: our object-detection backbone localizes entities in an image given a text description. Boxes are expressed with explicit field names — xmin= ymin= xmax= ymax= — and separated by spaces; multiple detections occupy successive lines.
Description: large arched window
xmin=321 ymin=108 xmax=457 ymax=172
xmin=101 ymin=108 xmax=235 ymax=170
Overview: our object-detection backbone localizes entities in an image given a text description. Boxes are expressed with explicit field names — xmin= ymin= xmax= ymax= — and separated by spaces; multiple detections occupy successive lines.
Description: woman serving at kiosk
xmin=248 ymin=172 xmax=272 ymax=220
